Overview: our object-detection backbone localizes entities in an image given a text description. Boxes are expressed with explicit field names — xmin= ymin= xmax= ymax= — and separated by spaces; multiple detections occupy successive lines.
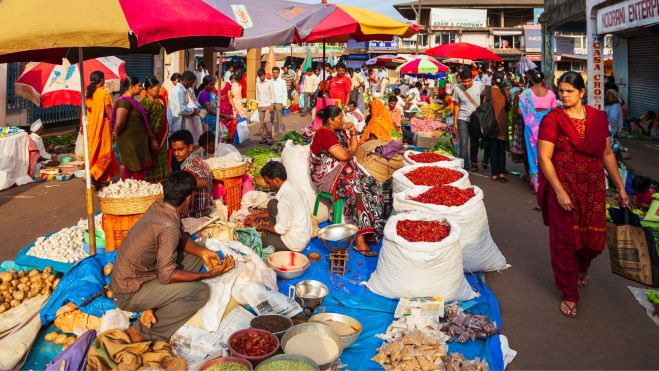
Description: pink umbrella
xmin=397 ymin=56 xmax=449 ymax=74
xmin=15 ymin=57 xmax=127 ymax=108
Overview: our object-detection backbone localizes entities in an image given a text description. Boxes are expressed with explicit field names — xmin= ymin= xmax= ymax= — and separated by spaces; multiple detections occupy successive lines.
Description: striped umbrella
xmin=15 ymin=57 xmax=127 ymax=108
xmin=397 ymin=56 xmax=449 ymax=74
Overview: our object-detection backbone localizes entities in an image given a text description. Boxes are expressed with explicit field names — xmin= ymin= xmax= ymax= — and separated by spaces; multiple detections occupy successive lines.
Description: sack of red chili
xmin=403 ymin=150 xmax=463 ymax=169
xmin=392 ymin=164 xmax=470 ymax=194
xmin=368 ymin=212 xmax=477 ymax=301
xmin=393 ymin=185 xmax=508 ymax=273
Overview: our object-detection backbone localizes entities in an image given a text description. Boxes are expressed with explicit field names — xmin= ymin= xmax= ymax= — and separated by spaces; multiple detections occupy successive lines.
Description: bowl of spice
xmin=250 ymin=314 xmax=293 ymax=339
xmin=199 ymin=356 xmax=253 ymax=371
xmin=228 ymin=329 xmax=280 ymax=366
xmin=281 ymin=323 xmax=343 ymax=370
xmin=255 ymin=354 xmax=319 ymax=371
xmin=309 ymin=313 xmax=362 ymax=348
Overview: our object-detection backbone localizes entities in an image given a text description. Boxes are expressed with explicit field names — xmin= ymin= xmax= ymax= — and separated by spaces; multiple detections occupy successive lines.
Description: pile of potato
xmin=45 ymin=332 xmax=77 ymax=350
xmin=0 ymin=267 xmax=59 ymax=314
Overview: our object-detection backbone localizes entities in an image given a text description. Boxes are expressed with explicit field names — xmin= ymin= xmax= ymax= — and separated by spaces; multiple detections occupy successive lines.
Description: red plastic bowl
xmin=199 ymin=356 xmax=253 ymax=371
xmin=228 ymin=328 xmax=280 ymax=366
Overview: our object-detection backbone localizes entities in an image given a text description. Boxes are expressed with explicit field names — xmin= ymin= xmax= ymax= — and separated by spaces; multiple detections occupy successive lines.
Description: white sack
xmin=367 ymin=212 xmax=477 ymax=301
xmin=394 ymin=185 xmax=508 ymax=272
xmin=281 ymin=140 xmax=329 ymax=222
xmin=403 ymin=150 xmax=464 ymax=169
xmin=392 ymin=164 xmax=470 ymax=194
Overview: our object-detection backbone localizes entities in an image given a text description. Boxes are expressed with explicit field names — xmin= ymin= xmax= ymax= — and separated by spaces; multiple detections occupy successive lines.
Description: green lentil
xmin=257 ymin=360 xmax=315 ymax=371
xmin=205 ymin=362 xmax=249 ymax=371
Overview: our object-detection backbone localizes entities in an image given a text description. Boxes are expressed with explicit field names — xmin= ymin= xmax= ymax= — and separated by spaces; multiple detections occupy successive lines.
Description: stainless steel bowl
xmin=317 ymin=224 xmax=358 ymax=252
xmin=266 ymin=257 xmax=309 ymax=280
xmin=309 ymin=313 xmax=362 ymax=348
xmin=281 ymin=323 xmax=344 ymax=370
xmin=255 ymin=354 xmax=320 ymax=371
xmin=293 ymin=280 xmax=329 ymax=309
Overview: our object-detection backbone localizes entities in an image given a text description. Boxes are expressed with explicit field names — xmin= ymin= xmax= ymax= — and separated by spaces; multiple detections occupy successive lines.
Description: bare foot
xmin=126 ymin=325 xmax=146 ymax=343
xmin=578 ymin=273 xmax=590 ymax=287
xmin=560 ymin=300 xmax=577 ymax=318
xmin=353 ymin=236 xmax=377 ymax=257
xmin=139 ymin=309 xmax=157 ymax=329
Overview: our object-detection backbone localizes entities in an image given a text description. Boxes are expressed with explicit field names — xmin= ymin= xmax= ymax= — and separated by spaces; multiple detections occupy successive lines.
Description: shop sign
xmin=597 ymin=0 xmax=659 ymax=34
xmin=430 ymin=8 xmax=487 ymax=28
xmin=523 ymin=25 xmax=542 ymax=52
xmin=369 ymin=38 xmax=398 ymax=51
xmin=588 ymin=36 xmax=604 ymax=110
xmin=555 ymin=36 xmax=575 ymax=55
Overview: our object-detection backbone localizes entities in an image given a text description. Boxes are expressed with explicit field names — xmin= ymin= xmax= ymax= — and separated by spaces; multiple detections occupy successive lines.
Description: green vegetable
xmin=245 ymin=148 xmax=279 ymax=178
xmin=204 ymin=362 xmax=249 ymax=371
xmin=257 ymin=360 xmax=315 ymax=371
xmin=43 ymin=132 xmax=77 ymax=147
xmin=428 ymin=141 xmax=458 ymax=157
xmin=272 ymin=130 xmax=310 ymax=153
xmin=648 ymin=290 xmax=659 ymax=305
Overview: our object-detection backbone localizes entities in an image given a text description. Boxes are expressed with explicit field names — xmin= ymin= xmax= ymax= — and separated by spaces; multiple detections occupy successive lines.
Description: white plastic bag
xmin=394 ymin=185 xmax=508 ymax=272
xmin=250 ymin=110 xmax=260 ymax=123
xmin=403 ymin=150 xmax=464 ymax=169
xmin=234 ymin=117 xmax=250 ymax=145
xmin=215 ymin=143 xmax=242 ymax=162
xmin=98 ymin=309 xmax=131 ymax=334
xmin=281 ymin=140 xmax=329 ymax=222
xmin=368 ymin=212 xmax=477 ymax=301
xmin=392 ymin=164 xmax=471 ymax=194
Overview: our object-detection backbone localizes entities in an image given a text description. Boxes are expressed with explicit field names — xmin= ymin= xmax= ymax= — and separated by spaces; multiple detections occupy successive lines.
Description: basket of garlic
xmin=205 ymin=157 xmax=247 ymax=180
xmin=97 ymin=179 xmax=163 ymax=215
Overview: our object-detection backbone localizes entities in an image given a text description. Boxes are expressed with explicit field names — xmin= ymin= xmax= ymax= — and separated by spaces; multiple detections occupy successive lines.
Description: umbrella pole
xmin=78 ymin=47 xmax=96 ymax=256
xmin=215 ymin=51 xmax=223 ymax=156
xmin=322 ymin=39 xmax=326 ymax=96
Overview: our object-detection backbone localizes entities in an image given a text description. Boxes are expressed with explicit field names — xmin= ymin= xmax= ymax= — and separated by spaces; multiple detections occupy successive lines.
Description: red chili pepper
xmin=411 ymin=185 xmax=475 ymax=206
xmin=405 ymin=166 xmax=462 ymax=186
xmin=396 ymin=220 xmax=451 ymax=243
xmin=409 ymin=152 xmax=451 ymax=163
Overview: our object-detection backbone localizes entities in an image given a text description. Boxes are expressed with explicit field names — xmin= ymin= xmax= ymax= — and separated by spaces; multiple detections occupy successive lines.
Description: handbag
xmin=607 ymin=207 xmax=659 ymax=287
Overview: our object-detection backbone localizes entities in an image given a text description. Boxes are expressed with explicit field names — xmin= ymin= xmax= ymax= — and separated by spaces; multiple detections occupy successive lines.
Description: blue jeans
xmin=458 ymin=120 xmax=471 ymax=170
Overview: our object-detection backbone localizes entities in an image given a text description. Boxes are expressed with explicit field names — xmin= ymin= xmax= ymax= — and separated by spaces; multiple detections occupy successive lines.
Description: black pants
xmin=261 ymin=199 xmax=288 ymax=251
xmin=468 ymin=122 xmax=481 ymax=164
xmin=489 ymin=138 xmax=507 ymax=176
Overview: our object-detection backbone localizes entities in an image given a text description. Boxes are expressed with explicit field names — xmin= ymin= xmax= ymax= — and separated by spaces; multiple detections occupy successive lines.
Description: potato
xmin=0 ymin=303 xmax=9 ymax=313
xmin=41 ymin=287 xmax=51 ymax=295
xmin=12 ymin=290 xmax=25 ymax=301
xmin=53 ymin=278 xmax=60 ymax=289
xmin=0 ymin=282 xmax=9 ymax=291
xmin=10 ymin=270 xmax=17 ymax=280
xmin=45 ymin=332 xmax=58 ymax=342
xmin=7 ymin=286 xmax=15 ymax=294
xmin=16 ymin=283 xmax=28 ymax=292
xmin=17 ymin=270 xmax=25 ymax=278
xmin=65 ymin=337 xmax=76 ymax=346
xmin=9 ymin=299 xmax=20 ymax=307
xmin=54 ymin=334 xmax=67 ymax=345
xmin=103 ymin=263 xmax=114 ymax=276
xmin=0 ymin=271 xmax=12 ymax=283
xmin=46 ymin=275 xmax=56 ymax=283
xmin=27 ymin=290 xmax=39 ymax=298
xmin=44 ymin=266 xmax=53 ymax=275
xmin=28 ymin=270 xmax=39 ymax=278
xmin=10 ymin=279 xmax=19 ymax=288
xmin=106 ymin=290 xmax=114 ymax=299
xmin=19 ymin=277 xmax=29 ymax=284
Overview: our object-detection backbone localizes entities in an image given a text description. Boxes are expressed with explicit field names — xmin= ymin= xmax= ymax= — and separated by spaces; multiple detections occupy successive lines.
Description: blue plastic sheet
xmin=15 ymin=235 xmax=77 ymax=274
xmin=40 ymin=252 xmax=117 ymax=324
xmin=277 ymin=226 xmax=506 ymax=370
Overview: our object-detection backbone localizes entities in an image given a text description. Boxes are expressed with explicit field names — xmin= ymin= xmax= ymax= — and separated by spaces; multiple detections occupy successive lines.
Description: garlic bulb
xmin=27 ymin=216 xmax=102 ymax=263
xmin=204 ymin=157 xmax=244 ymax=170
xmin=97 ymin=179 xmax=163 ymax=199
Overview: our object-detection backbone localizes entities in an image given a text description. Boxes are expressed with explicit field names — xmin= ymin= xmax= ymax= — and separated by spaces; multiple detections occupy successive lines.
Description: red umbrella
xmin=426 ymin=43 xmax=503 ymax=62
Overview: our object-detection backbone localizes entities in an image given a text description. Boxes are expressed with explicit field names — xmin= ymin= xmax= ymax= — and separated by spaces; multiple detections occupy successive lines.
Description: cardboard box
xmin=415 ymin=131 xmax=452 ymax=149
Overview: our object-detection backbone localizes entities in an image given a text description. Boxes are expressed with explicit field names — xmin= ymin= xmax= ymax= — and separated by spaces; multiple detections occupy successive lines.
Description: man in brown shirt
xmin=110 ymin=171 xmax=235 ymax=342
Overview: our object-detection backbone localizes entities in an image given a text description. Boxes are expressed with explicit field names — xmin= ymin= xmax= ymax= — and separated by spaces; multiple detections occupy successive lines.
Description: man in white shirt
xmin=270 ymin=67 xmax=288 ymax=138
xmin=405 ymin=82 xmax=423 ymax=110
xmin=28 ymin=119 xmax=52 ymax=178
xmin=194 ymin=63 xmax=209 ymax=89
xmin=255 ymin=68 xmax=275 ymax=144
xmin=246 ymin=161 xmax=312 ymax=252
xmin=168 ymin=71 xmax=199 ymax=134
xmin=452 ymin=68 xmax=484 ymax=171
xmin=482 ymin=70 xmax=492 ymax=87
xmin=223 ymin=65 xmax=234 ymax=83
xmin=300 ymin=68 xmax=318 ymax=116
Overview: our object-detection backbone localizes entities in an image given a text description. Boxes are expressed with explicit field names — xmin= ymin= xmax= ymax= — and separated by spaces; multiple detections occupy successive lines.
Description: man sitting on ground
xmin=345 ymin=100 xmax=366 ymax=133
xmin=245 ymin=161 xmax=312 ymax=252
xmin=170 ymin=129 xmax=213 ymax=218
xmin=110 ymin=171 xmax=235 ymax=342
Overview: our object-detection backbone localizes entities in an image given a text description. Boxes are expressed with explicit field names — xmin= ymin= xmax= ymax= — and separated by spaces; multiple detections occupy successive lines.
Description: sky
xmin=295 ymin=0 xmax=407 ymax=21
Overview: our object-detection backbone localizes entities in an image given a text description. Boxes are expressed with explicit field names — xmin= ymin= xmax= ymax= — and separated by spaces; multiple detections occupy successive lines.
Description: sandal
xmin=578 ymin=273 xmax=590 ymax=287
xmin=560 ymin=300 xmax=577 ymax=318
xmin=498 ymin=175 xmax=509 ymax=183
xmin=470 ymin=162 xmax=479 ymax=172
xmin=353 ymin=246 xmax=378 ymax=257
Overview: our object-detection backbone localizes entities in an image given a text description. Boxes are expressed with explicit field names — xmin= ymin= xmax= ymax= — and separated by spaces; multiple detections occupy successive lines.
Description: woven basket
xmin=211 ymin=163 xmax=247 ymax=180
xmin=98 ymin=194 xmax=163 ymax=215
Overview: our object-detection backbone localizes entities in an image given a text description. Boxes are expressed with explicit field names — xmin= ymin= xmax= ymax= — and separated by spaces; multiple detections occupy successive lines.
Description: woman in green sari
xmin=141 ymin=76 xmax=169 ymax=182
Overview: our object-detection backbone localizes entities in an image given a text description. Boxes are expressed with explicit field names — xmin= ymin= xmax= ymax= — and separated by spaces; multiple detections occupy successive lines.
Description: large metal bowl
xmin=317 ymin=224 xmax=358 ymax=252
xmin=255 ymin=354 xmax=320 ymax=371
xmin=309 ymin=313 xmax=362 ymax=348
xmin=292 ymin=280 xmax=329 ymax=309
xmin=281 ymin=323 xmax=344 ymax=370
xmin=266 ymin=251 xmax=309 ymax=280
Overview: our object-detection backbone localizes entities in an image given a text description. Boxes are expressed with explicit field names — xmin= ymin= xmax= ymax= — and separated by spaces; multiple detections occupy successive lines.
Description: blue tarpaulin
xmin=277 ymin=227 xmax=505 ymax=370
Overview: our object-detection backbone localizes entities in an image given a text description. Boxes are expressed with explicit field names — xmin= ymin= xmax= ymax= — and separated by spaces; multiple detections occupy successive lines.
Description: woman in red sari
xmin=538 ymin=72 xmax=629 ymax=318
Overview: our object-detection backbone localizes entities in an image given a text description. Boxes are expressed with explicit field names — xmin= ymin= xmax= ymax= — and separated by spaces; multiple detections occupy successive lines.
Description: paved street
xmin=0 ymin=116 xmax=657 ymax=369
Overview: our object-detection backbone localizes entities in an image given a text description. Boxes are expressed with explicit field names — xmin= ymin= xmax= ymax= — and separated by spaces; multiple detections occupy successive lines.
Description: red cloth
xmin=311 ymin=127 xmax=340 ymax=155
xmin=328 ymin=75 xmax=352 ymax=105
xmin=538 ymin=105 xmax=610 ymax=302
xmin=240 ymin=73 xmax=247 ymax=99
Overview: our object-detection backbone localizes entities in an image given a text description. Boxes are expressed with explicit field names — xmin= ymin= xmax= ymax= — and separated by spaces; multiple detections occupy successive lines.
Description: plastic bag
xmin=238 ymin=282 xmax=302 ymax=318
xmin=97 ymin=309 xmax=131 ymax=334
xmin=250 ymin=110 xmax=259 ymax=123
xmin=367 ymin=212 xmax=477 ymax=301
xmin=281 ymin=140 xmax=329 ymax=222
xmin=234 ymin=117 xmax=250 ymax=145
xmin=394 ymin=185 xmax=508 ymax=272
xmin=215 ymin=143 xmax=242 ymax=162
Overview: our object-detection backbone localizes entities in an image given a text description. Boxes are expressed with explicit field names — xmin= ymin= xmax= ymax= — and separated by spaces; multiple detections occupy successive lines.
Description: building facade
xmin=394 ymin=0 xmax=545 ymax=61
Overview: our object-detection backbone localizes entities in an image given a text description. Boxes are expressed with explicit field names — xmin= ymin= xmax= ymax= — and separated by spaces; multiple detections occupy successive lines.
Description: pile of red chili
xmin=409 ymin=152 xmax=451 ymax=163
xmin=396 ymin=220 xmax=451 ymax=242
xmin=230 ymin=330 xmax=277 ymax=356
xmin=412 ymin=185 xmax=475 ymax=207
xmin=404 ymin=166 xmax=463 ymax=186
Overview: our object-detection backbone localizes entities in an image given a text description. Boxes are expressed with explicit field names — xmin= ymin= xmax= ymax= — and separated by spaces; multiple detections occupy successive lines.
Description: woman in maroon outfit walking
xmin=537 ymin=72 xmax=629 ymax=318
